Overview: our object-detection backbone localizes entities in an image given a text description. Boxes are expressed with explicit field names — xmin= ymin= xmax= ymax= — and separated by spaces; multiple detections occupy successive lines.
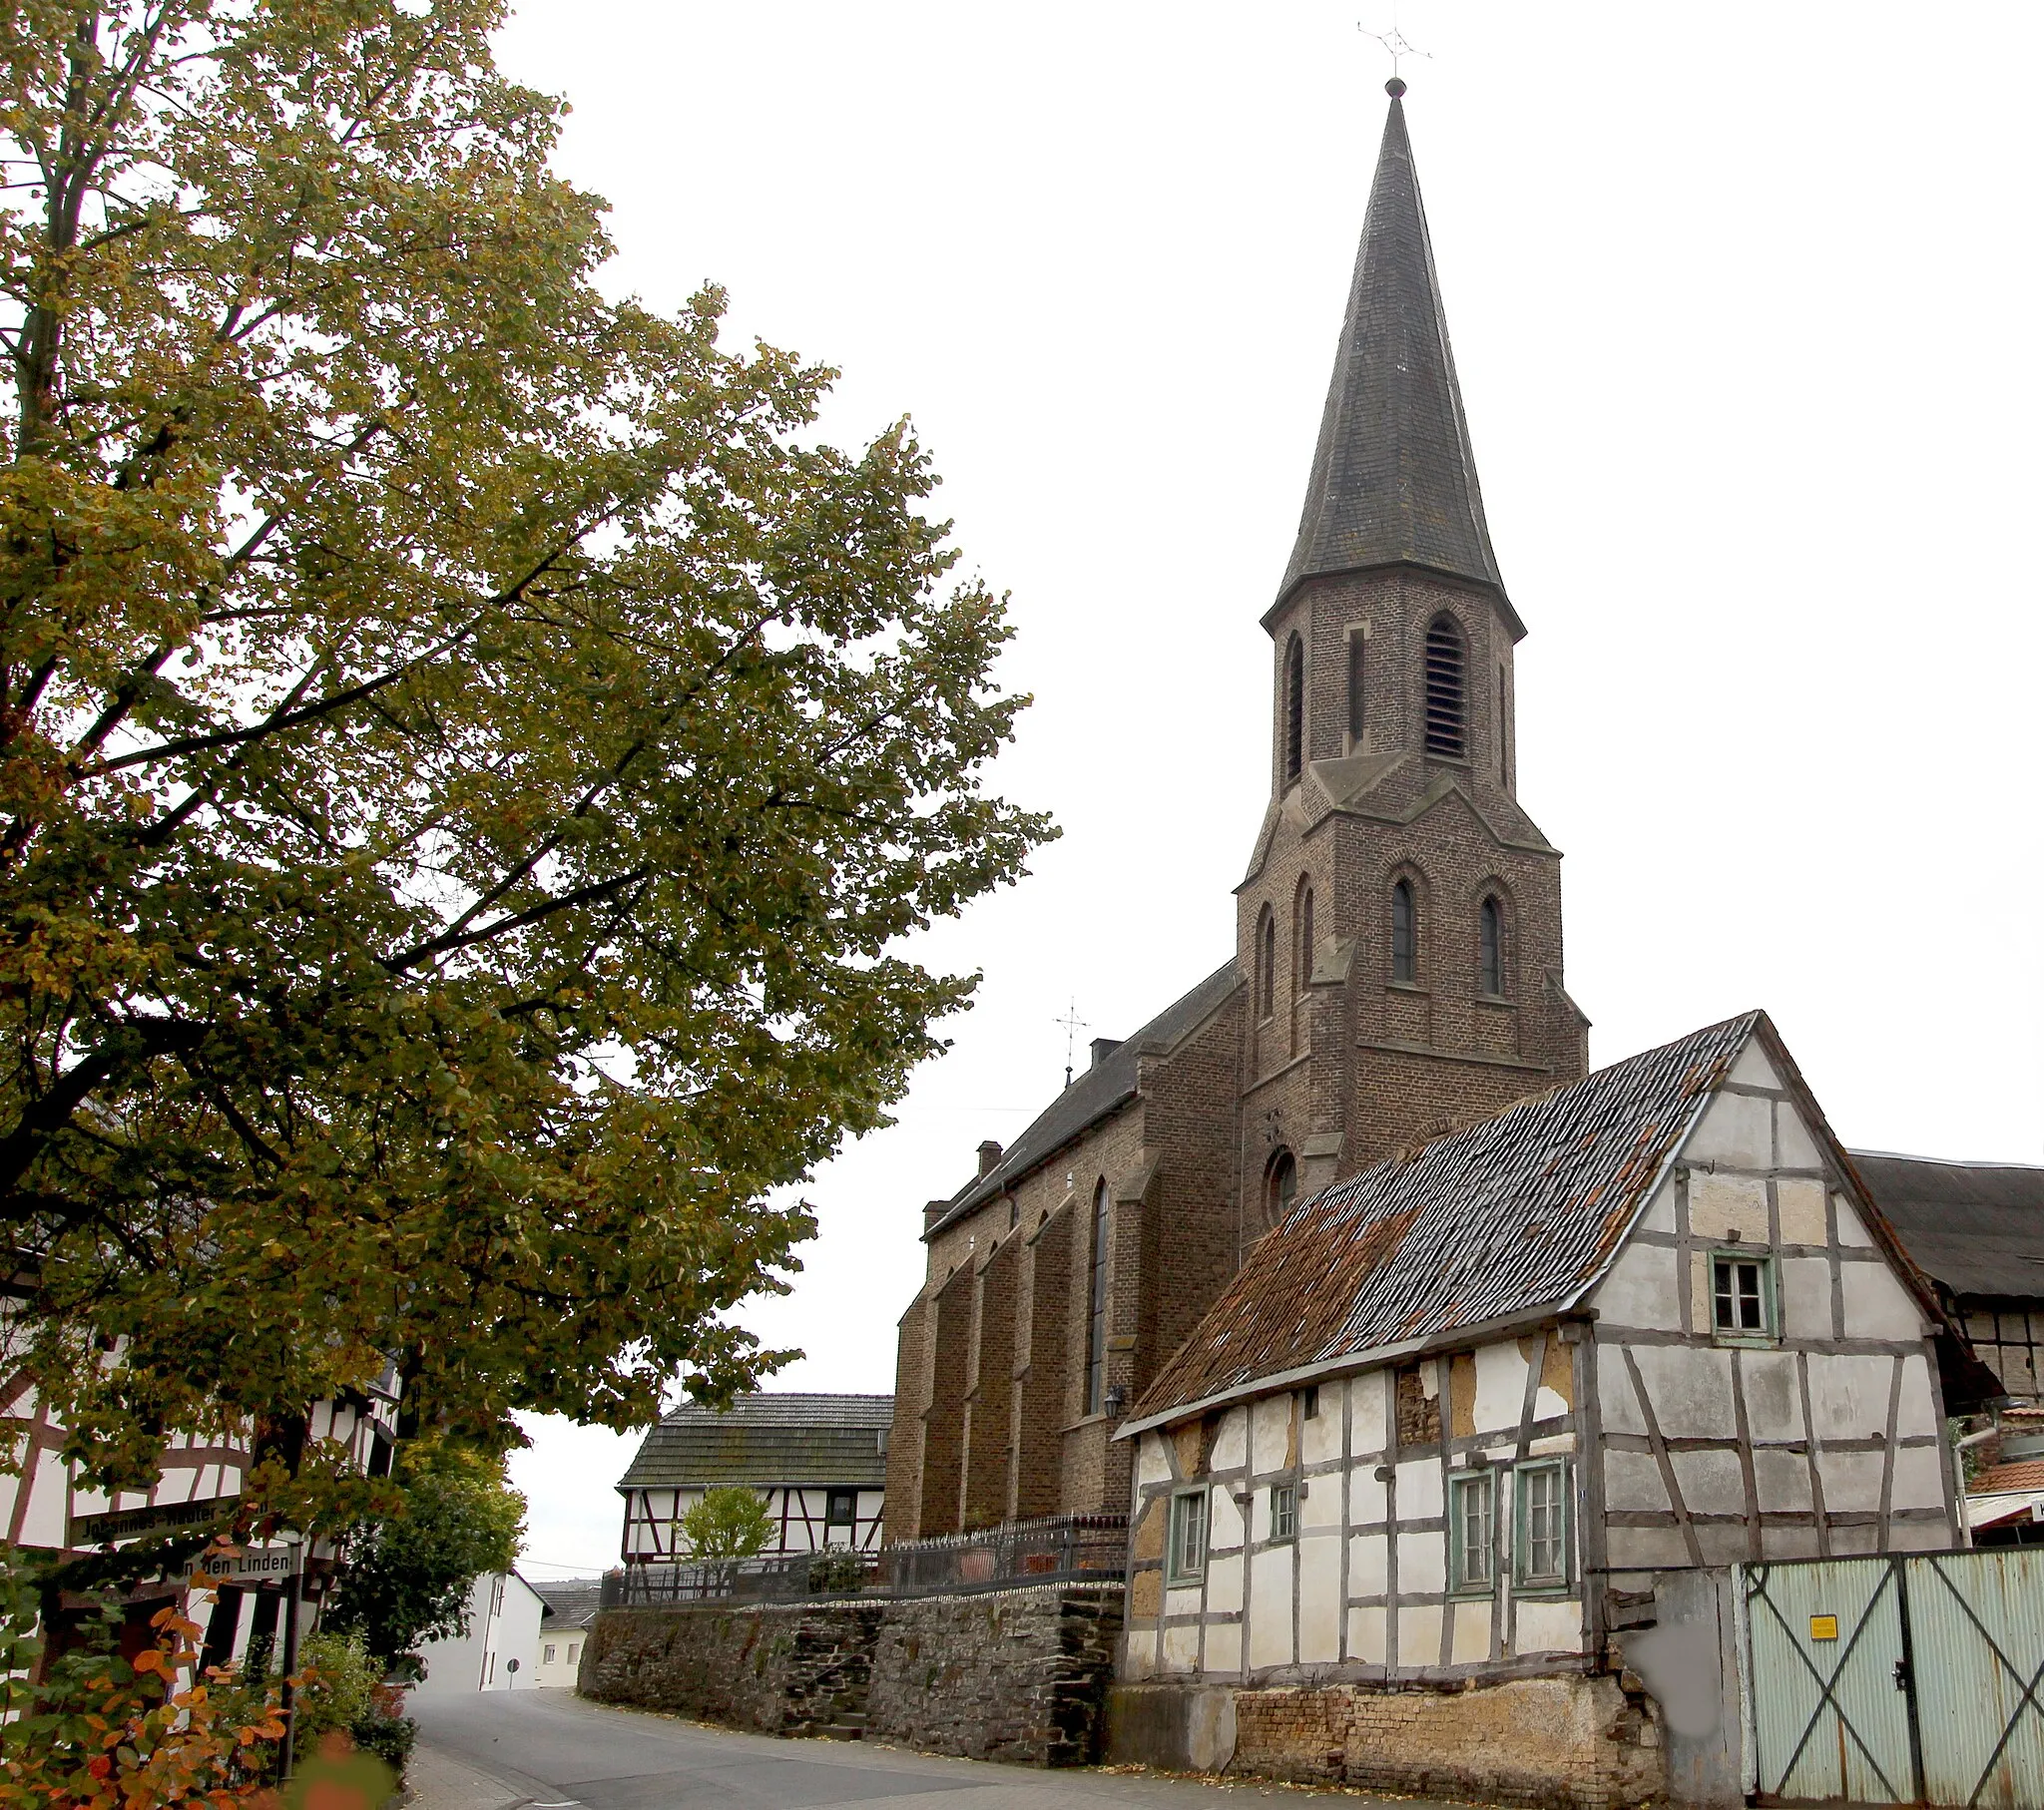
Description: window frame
xmin=1710 ymin=1248 xmax=1780 ymax=1346
xmin=1167 ymin=1488 xmax=1210 ymax=1584
xmin=1390 ymin=878 xmax=1418 ymax=985
xmin=1282 ymin=634 xmax=1305 ymax=784
xmin=1448 ymin=1470 xmax=1497 ymax=1595
xmin=544 ymin=1642 xmax=557 ymax=1664
xmin=1084 ymin=1178 xmax=1112 ymax=1414
xmin=1478 ymin=894 xmax=1505 ymax=998
xmin=1422 ymin=613 xmax=1468 ymax=759
xmin=1270 ymin=1481 xmax=1298 ymax=1544
xmin=1258 ymin=907 xmax=1277 ymax=1021
xmin=1513 ymin=1460 xmax=1573 ymax=1593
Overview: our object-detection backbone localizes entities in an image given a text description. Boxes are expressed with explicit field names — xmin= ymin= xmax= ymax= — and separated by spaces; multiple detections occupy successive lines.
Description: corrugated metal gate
xmin=1743 ymin=1552 xmax=2044 ymax=1807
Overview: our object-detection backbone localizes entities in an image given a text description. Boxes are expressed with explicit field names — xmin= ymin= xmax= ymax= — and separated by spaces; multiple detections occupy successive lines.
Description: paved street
xmin=407 ymin=1689 xmax=1460 ymax=1809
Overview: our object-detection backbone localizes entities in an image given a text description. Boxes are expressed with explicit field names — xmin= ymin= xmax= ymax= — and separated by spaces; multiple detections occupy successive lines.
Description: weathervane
xmin=1358 ymin=8 xmax=1431 ymax=87
xmin=1054 ymin=998 xmax=1088 ymax=1091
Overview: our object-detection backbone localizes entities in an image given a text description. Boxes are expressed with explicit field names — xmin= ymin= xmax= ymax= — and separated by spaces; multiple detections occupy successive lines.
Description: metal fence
xmin=602 ymin=1514 xmax=1128 ymax=1609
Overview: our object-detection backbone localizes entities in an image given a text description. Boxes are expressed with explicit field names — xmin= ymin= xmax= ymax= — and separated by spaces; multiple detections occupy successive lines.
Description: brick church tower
xmin=882 ymin=83 xmax=1587 ymax=1543
xmin=1237 ymin=79 xmax=1588 ymax=1235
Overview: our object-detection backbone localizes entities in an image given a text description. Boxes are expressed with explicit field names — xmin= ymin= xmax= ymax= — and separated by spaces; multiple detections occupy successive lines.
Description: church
xmin=880 ymin=80 xmax=2039 ymax=1548
xmin=884 ymin=79 xmax=1592 ymax=1541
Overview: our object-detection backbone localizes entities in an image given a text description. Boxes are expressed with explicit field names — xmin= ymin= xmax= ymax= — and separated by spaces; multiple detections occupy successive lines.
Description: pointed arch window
xmin=1084 ymin=1178 xmax=1111 ymax=1415
xmin=1258 ymin=908 xmax=1277 ymax=1019
xmin=1391 ymin=878 xmax=1417 ymax=984
xmin=1479 ymin=895 xmax=1505 ymax=997
xmin=1296 ymin=886 xmax=1315 ymax=992
xmin=1423 ymin=615 xmax=1467 ymax=757
xmin=1266 ymin=1148 xmax=1297 ymax=1228
xmin=1283 ymin=635 xmax=1305 ymax=784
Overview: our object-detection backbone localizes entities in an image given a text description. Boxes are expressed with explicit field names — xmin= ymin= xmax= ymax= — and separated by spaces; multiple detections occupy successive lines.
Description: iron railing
xmin=601 ymin=1514 xmax=1128 ymax=1608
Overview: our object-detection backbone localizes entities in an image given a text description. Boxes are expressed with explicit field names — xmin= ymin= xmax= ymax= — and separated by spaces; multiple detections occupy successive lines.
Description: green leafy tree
xmin=677 ymin=1486 xmax=774 ymax=1562
xmin=0 ymin=0 xmax=1053 ymax=1496
xmin=321 ymin=1442 xmax=524 ymax=1669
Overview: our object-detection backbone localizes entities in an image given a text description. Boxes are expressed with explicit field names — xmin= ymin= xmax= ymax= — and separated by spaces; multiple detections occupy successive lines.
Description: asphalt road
xmin=407 ymin=1688 xmax=1462 ymax=1810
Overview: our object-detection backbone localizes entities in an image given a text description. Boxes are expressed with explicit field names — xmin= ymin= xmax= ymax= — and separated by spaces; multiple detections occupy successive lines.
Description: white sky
xmin=494 ymin=1 xmax=2044 ymax=1576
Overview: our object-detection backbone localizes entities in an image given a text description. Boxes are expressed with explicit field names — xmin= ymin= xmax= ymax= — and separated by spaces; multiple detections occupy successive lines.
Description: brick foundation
xmin=1110 ymin=1672 xmax=1665 ymax=1810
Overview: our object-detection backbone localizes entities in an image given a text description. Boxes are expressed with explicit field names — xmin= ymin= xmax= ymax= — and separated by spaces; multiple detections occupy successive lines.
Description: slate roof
xmin=1128 ymin=1015 xmax=1762 ymax=1425
xmin=617 ymin=1393 xmax=892 ymax=1492
xmin=924 ymin=961 xmax=1240 ymax=1240
xmin=530 ymin=1580 xmax=603 ymax=1628
xmin=1278 ymin=87 xmax=1517 ymax=628
xmin=1848 ymin=1150 xmax=2044 ymax=1303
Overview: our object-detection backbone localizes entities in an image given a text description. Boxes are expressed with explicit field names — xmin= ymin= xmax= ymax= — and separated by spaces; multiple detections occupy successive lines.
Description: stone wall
xmin=1110 ymin=1671 xmax=1665 ymax=1810
xmin=865 ymin=1584 xmax=1123 ymax=1766
xmin=577 ymin=1600 xmax=881 ymax=1736
xmin=579 ymin=1582 xmax=1125 ymax=1768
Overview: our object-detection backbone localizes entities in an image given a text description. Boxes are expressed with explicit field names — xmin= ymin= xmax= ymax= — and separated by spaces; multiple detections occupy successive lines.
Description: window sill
xmin=1474 ymin=993 xmax=1515 ymax=1009
xmin=1386 ymin=980 xmax=1429 ymax=996
xmin=1712 ymin=1333 xmax=1780 ymax=1351
xmin=1166 ymin=1574 xmax=1205 ymax=1589
xmin=1512 ymin=1582 xmax=1574 ymax=1598
xmin=1447 ymin=1584 xmax=1496 ymax=1600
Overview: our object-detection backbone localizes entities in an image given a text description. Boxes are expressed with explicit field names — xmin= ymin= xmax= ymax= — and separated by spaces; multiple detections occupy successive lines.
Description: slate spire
xmin=1279 ymin=81 xmax=1513 ymax=623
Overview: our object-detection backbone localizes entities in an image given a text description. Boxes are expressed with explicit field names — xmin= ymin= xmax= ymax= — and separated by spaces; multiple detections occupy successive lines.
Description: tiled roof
xmin=925 ymin=962 xmax=1240 ymax=1240
xmin=1848 ymin=1150 xmax=2044 ymax=1303
xmin=1278 ymin=90 xmax=1516 ymax=628
xmin=1129 ymin=1015 xmax=1759 ymax=1424
xmin=617 ymin=1393 xmax=893 ymax=1492
xmin=530 ymin=1581 xmax=603 ymax=1628
xmin=1975 ymin=1460 xmax=2044 ymax=1496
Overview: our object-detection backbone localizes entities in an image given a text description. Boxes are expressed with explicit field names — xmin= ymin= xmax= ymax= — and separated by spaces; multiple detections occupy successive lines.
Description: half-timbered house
xmin=1116 ymin=1011 xmax=1993 ymax=1695
xmin=617 ymin=1393 xmax=890 ymax=1566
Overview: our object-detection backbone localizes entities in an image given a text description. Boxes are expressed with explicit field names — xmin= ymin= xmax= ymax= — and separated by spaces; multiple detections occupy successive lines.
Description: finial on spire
xmin=1386 ymin=77 xmax=1406 ymax=98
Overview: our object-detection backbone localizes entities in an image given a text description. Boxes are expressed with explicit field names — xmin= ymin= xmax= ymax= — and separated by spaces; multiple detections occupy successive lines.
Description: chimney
xmin=1089 ymin=1037 xmax=1123 ymax=1071
xmin=923 ymin=1198 xmax=951 ymax=1232
xmin=976 ymin=1139 xmax=1004 ymax=1177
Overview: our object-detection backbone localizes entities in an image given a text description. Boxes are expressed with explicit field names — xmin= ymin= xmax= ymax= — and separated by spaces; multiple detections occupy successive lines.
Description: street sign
xmin=191 ymin=1543 xmax=301 ymax=1585
xmin=67 ymin=1493 xmax=240 ymax=1548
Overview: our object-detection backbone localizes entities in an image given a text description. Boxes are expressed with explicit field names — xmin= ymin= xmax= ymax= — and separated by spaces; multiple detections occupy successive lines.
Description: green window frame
xmin=1710 ymin=1249 xmax=1778 ymax=1344
xmin=1448 ymin=1471 xmax=1495 ymax=1594
xmin=1514 ymin=1460 xmax=1572 ymax=1591
xmin=1270 ymin=1482 xmax=1298 ymax=1543
xmin=1168 ymin=1488 xmax=1209 ymax=1584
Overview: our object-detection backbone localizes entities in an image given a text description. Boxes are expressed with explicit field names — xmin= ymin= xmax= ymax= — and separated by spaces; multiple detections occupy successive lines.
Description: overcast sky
xmin=492 ymin=2 xmax=2044 ymax=1576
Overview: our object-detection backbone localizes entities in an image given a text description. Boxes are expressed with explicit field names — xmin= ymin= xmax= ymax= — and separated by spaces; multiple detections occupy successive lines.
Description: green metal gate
xmin=1744 ymin=1551 xmax=2044 ymax=1808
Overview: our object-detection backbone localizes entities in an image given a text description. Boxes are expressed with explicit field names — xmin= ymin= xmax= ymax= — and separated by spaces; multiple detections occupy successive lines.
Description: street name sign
xmin=67 ymin=1494 xmax=240 ymax=1548
xmin=191 ymin=1543 xmax=301 ymax=1585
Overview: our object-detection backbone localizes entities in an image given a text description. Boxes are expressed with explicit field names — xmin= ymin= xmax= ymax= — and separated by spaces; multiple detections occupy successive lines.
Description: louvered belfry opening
xmin=1423 ymin=614 xmax=1466 ymax=757
xmin=1283 ymin=635 xmax=1305 ymax=783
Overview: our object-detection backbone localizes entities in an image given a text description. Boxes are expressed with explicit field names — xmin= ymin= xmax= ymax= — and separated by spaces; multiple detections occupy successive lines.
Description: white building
xmin=616 ymin=1394 xmax=890 ymax=1568
xmin=1117 ymin=1011 xmax=1993 ymax=1686
xmin=529 ymin=1579 xmax=602 ymax=1686
xmin=409 ymin=1571 xmax=547 ymax=1698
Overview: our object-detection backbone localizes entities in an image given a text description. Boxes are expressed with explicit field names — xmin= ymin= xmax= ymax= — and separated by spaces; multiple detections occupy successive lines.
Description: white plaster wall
xmin=1472 ymin=1344 xmax=1527 ymax=1432
xmin=1247 ymin=1549 xmax=1292 ymax=1669
xmin=1515 ymin=1599 xmax=1584 ymax=1655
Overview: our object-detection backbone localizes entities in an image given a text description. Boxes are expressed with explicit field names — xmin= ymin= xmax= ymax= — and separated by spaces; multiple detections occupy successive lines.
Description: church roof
xmin=1849 ymin=1149 xmax=2044 ymax=1303
xmin=1278 ymin=85 xmax=1517 ymax=630
xmin=617 ymin=1392 xmax=893 ymax=1492
xmin=925 ymin=961 xmax=1241 ymax=1240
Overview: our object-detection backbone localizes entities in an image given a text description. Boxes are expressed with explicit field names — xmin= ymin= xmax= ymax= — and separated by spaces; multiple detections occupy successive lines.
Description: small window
xmin=1712 ymin=1252 xmax=1776 ymax=1340
xmin=544 ymin=1643 xmax=557 ymax=1664
xmin=1391 ymin=879 xmax=1417 ymax=984
xmin=1301 ymin=1384 xmax=1319 ymax=1421
xmin=826 ymin=1488 xmax=856 ymax=1527
xmin=1296 ymin=887 xmax=1314 ymax=992
xmin=1085 ymin=1179 xmax=1112 ymax=1414
xmin=1266 ymin=1148 xmax=1296 ymax=1227
xmin=1168 ymin=1489 xmax=1209 ymax=1584
xmin=1423 ymin=614 xmax=1467 ymax=757
xmin=1515 ymin=1462 xmax=1571 ymax=1589
xmin=1283 ymin=635 xmax=1305 ymax=783
xmin=1479 ymin=896 xmax=1504 ymax=997
xmin=1347 ymin=631 xmax=1366 ymax=744
xmin=1449 ymin=1472 xmax=1495 ymax=1592
xmin=1270 ymin=1483 xmax=1298 ymax=1543
xmin=1497 ymin=666 xmax=1510 ymax=780
xmin=1259 ymin=909 xmax=1277 ymax=1020
xmin=568 ymin=1642 xmax=580 ymax=1665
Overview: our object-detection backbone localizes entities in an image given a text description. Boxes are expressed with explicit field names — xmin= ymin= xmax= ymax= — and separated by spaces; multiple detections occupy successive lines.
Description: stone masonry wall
xmin=866 ymin=1583 xmax=1124 ymax=1766
xmin=1112 ymin=1672 xmax=1664 ymax=1810
xmin=580 ymin=1583 xmax=1126 ymax=1768
xmin=578 ymin=1601 xmax=881 ymax=1736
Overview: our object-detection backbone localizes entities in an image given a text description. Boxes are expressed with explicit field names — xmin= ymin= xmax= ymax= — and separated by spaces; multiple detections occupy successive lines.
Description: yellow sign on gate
xmin=1808 ymin=1613 xmax=1838 ymax=1641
